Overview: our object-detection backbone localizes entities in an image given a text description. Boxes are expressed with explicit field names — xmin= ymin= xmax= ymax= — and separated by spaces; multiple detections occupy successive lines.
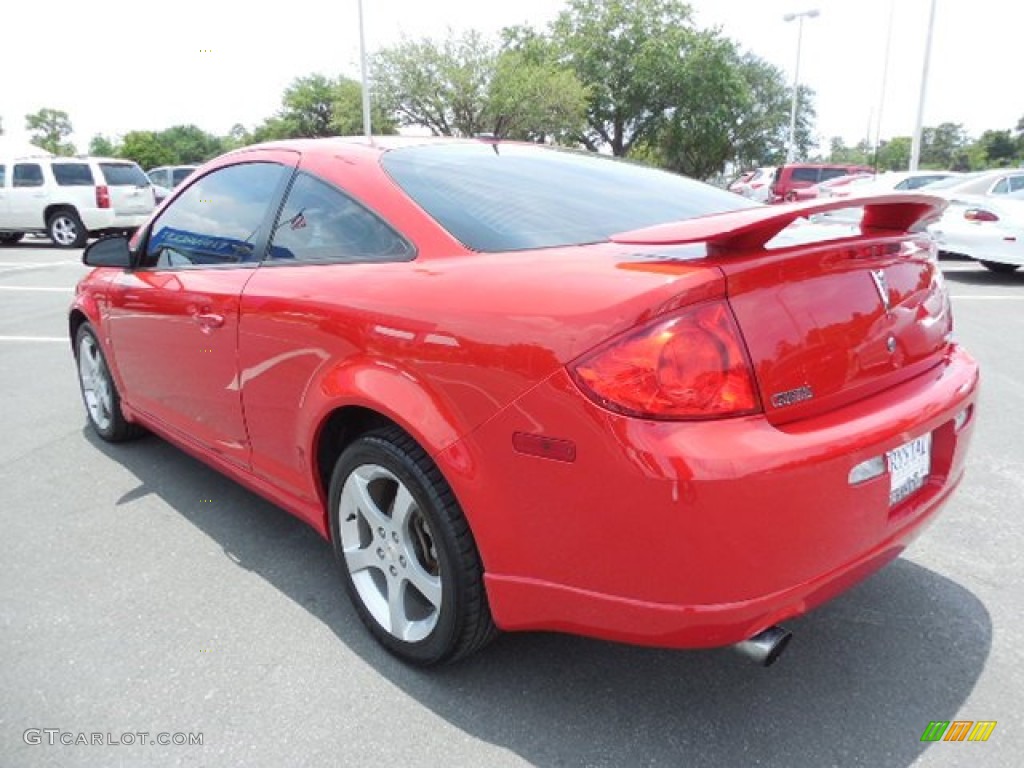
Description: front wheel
xmin=48 ymin=209 xmax=87 ymax=248
xmin=75 ymin=323 xmax=142 ymax=442
xmin=329 ymin=427 xmax=495 ymax=665
xmin=979 ymin=260 xmax=1020 ymax=274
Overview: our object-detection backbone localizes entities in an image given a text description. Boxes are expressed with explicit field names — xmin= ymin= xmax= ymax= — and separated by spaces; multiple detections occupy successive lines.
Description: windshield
xmin=382 ymin=143 xmax=757 ymax=252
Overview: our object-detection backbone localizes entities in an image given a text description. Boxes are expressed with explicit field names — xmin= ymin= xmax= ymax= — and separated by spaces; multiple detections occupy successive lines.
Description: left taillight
xmin=570 ymin=300 xmax=762 ymax=420
xmin=96 ymin=185 xmax=111 ymax=209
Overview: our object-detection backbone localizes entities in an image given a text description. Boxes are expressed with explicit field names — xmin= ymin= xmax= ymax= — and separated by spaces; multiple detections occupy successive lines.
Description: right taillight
xmin=570 ymin=300 xmax=761 ymax=420
xmin=964 ymin=208 xmax=998 ymax=222
xmin=96 ymin=185 xmax=111 ymax=209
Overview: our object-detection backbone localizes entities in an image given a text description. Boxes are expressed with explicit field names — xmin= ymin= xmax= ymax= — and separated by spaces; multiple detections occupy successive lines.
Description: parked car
xmin=70 ymin=138 xmax=979 ymax=666
xmin=147 ymin=165 xmax=198 ymax=204
xmin=790 ymin=172 xmax=875 ymax=202
xmin=729 ymin=166 xmax=776 ymax=202
xmin=770 ymin=163 xmax=875 ymax=203
xmin=929 ymin=191 xmax=1024 ymax=272
xmin=0 ymin=156 xmax=155 ymax=247
xmin=926 ymin=168 xmax=1024 ymax=199
xmin=812 ymin=172 xmax=959 ymax=224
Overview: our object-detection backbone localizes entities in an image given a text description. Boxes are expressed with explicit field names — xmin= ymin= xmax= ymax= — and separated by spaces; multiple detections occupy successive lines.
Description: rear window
xmin=381 ymin=143 xmax=756 ymax=252
xmin=52 ymin=163 xmax=95 ymax=186
xmin=100 ymin=163 xmax=150 ymax=187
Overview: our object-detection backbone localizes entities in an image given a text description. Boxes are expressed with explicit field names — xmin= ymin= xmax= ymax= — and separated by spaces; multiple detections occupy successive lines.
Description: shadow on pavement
xmin=85 ymin=429 xmax=992 ymax=768
xmin=943 ymin=266 xmax=1024 ymax=287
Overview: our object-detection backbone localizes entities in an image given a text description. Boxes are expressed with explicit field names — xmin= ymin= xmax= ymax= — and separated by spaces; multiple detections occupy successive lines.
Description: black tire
xmin=48 ymin=209 xmax=88 ymax=248
xmin=0 ymin=233 xmax=24 ymax=245
xmin=74 ymin=323 xmax=143 ymax=442
xmin=328 ymin=426 xmax=496 ymax=665
xmin=979 ymin=260 xmax=1020 ymax=274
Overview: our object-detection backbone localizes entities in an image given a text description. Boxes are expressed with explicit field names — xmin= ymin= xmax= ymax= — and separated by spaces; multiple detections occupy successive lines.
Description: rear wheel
xmin=979 ymin=260 xmax=1020 ymax=274
xmin=329 ymin=427 xmax=496 ymax=665
xmin=0 ymin=233 xmax=24 ymax=245
xmin=75 ymin=323 xmax=142 ymax=442
xmin=48 ymin=209 xmax=87 ymax=248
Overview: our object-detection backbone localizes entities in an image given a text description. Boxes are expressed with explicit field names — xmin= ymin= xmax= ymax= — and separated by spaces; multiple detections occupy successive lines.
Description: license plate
xmin=887 ymin=433 xmax=932 ymax=506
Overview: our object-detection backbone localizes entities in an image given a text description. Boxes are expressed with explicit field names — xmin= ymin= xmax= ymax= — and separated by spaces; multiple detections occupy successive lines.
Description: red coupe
xmin=71 ymin=138 xmax=979 ymax=666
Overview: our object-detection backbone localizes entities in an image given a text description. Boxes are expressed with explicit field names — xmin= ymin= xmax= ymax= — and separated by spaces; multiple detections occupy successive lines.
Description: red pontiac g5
xmin=70 ymin=138 xmax=979 ymax=667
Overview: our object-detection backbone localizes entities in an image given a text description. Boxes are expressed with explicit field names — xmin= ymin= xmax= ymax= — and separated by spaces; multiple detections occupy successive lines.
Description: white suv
xmin=0 ymin=155 xmax=156 ymax=247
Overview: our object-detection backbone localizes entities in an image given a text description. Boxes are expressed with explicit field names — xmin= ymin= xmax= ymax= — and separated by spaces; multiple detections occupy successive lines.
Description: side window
xmin=1009 ymin=175 xmax=1024 ymax=192
xmin=992 ymin=178 xmax=1009 ymax=194
xmin=52 ymin=163 xmax=95 ymax=186
xmin=13 ymin=164 xmax=44 ymax=187
xmin=142 ymin=162 xmax=287 ymax=268
xmin=791 ymin=167 xmax=819 ymax=183
xmin=172 ymin=168 xmax=195 ymax=186
xmin=267 ymin=173 xmax=413 ymax=264
xmin=819 ymin=168 xmax=849 ymax=182
xmin=0 ymin=165 xmax=6 ymax=187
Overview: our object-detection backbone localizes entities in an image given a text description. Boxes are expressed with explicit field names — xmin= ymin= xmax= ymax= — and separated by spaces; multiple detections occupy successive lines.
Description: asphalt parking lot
xmin=1 ymin=241 xmax=1022 ymax=767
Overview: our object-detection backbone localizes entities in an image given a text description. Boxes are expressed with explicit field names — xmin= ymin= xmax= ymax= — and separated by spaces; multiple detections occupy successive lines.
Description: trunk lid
xmin=612 ymin=195 xmax=952 ymax=423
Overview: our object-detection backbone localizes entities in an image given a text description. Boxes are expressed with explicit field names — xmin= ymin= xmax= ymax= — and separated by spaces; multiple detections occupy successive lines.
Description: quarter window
xmin=992 ymin=178 xmax=1009 ymax=194
xmin=142 ymin=162 xmax=287 ymax=268
xmin=52 ymin=163 xmax=95 ymax=186
xmin=13 ymin=164 xmax=44 ymax=187
xmin=268 ymin=173 xmax=413 ymax=263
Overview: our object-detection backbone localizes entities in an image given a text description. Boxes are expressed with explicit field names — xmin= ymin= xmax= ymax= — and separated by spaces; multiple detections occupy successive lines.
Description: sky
xmin=0 ymin=0 xmax=1018 ymax=154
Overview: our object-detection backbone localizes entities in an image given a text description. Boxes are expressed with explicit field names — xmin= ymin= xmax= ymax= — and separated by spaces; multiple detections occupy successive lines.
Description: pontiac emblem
xmin=870 ymin=269 xmax=892 ymax=314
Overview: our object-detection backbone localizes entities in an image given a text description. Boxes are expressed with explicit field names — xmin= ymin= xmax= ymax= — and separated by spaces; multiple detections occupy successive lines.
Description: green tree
xmin=157 ymin=124 xmax=224 ymax=163
xmin=977 ymin=129 xmax=1017 ymax=167
xmin=330 ymin=77 xmax=397 ymax=136
xmin=25 ymin=108 xmax=76 ymax=155
xmin=118 ymin=131 xmax=175 ymax=169
xmin=920 ymin=122 xmax=969 ymax=169
xmin=89 ymin=134 xmax=118 ymax=156
xmin=874 ymin=136 xmax=912 ymax=171
xmin=551 ymin=0 xmax=698 ymax=156
xmin=373 ymin=31 xmax=585 ymax=140
xmin=373 ymin=31 xmax=495 ymax=136
xmin=280 ymin=74 xmax=338 ymax=137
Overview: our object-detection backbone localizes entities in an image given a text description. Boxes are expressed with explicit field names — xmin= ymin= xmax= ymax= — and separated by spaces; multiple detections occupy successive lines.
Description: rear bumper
xmin=931 ymin=223 xmax=1024 ymax=266
xmin=442 ymin=346 xmax=979 ymax=649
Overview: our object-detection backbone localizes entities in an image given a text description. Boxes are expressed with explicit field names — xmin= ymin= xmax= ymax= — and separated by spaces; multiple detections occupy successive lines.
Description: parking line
xmin=0 ymin=336 xmax=67 ymax=343
xmin=949 ymin=295 xmax=1024 ymax=300
xmin=0 ymin=286 xmax=74 ymax=293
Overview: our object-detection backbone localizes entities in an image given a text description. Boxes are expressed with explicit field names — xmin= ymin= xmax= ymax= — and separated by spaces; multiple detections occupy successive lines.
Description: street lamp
xmin=909 ymin=0 xmax=939 ymax=170
xmin=784 ymin=9 xmax=820 ymax=162
xmin=358 ymin=0 xmax=372 ymax=140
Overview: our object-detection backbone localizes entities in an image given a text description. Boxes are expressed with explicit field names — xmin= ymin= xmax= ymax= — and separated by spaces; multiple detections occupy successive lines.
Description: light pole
xmin=784 ymin=9 xmax=820 ymax=162
xmin=358 ymin=0 xmax=372 ymax=140
xmin=909 ymin=0 xmax=938 ymax=170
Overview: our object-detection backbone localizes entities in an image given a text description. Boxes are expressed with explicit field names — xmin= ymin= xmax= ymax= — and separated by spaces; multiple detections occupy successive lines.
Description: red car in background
xmin=71 ymin=138 xmax=978 ymax=667
xmin=789 ymin=172 xmax=876 ymax=202
xmin=771 ymin=163 xmax=875 ymax=202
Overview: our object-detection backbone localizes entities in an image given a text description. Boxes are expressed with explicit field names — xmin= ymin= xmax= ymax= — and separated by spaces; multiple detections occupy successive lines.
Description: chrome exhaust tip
xmin=732 ymin=625 xmax=792 ymax=667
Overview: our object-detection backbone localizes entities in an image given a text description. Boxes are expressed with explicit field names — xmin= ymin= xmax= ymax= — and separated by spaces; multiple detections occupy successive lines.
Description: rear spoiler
xmin=611 ymin=194 xmax=947 ymax=254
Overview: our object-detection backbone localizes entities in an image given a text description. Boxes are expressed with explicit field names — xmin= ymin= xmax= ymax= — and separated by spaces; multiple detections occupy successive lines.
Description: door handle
xmin=193 ymin=311 xmax=225 ymax=331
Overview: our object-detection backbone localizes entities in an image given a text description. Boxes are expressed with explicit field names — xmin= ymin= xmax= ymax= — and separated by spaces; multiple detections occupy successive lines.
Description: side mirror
xmin=83 ymin=235 xmax=132 ymax=268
